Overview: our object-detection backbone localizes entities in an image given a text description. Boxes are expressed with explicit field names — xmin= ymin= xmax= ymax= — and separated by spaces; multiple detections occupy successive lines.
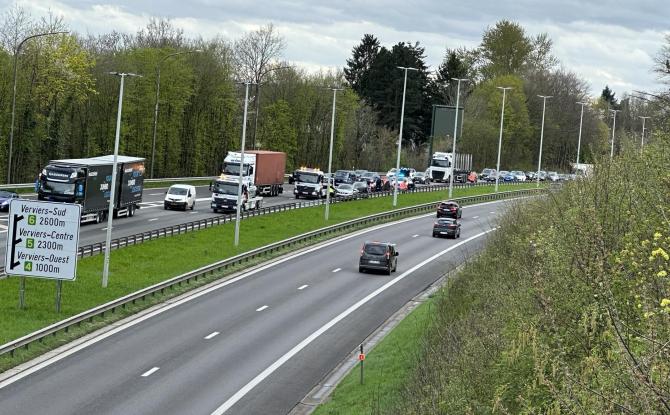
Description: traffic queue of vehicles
xmin=479 ymin=168 xmax=577 ymax=183
xmin=358 ymin=198 xmax=465 ymax=275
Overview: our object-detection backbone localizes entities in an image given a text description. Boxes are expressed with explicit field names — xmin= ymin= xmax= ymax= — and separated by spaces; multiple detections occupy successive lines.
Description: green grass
xmin=0 ymin=183 xmax=538 ymax=369
xmin=314 ymin=297 xmax=437 ymax=415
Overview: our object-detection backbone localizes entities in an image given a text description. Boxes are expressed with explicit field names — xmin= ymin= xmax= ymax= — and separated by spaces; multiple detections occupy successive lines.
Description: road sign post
xmin=4 ymin=199 xmax=81 ymax=309
xmin=18 ymin=277 xmax=25 ymax=310
xmin=55 ymin=279 xmax=63 ymax=313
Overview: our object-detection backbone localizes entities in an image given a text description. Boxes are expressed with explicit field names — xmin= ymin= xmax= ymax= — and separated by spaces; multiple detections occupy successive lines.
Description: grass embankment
xmin=314 ymin=297 xmax=437 ymax=415
xmin=0 ymin=184 xmax=536 ymax=368
xmin=318 ymin=145 xmax=670 ymax=413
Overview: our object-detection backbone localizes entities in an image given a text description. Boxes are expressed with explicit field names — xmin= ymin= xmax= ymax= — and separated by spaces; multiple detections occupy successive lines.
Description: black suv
xmin=359 ymin=241 xmax=398 ymax=275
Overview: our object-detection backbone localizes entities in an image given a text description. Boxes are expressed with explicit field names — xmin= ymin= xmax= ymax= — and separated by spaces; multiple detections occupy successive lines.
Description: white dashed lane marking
xmin=141 ymin=367 xmax=160 ymax=377
xmin=256 ymin=305 xmax=269 ymax=312
xmin=332 ymin=268 xmax=341 ymax=273
xmin=412 ymin=234 xmax=419 ymax=238
xmin=298 ymin=285 xmax=309 ymax=290
xmin=204 ymin=332 xmax=220 ymax=340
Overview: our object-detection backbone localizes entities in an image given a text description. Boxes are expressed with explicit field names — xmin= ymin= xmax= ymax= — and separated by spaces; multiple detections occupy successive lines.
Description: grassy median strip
xmin=313 ymin=296 xmax=436 ymax=415
xmin=0 ymin=184 xmax=537 ymax=366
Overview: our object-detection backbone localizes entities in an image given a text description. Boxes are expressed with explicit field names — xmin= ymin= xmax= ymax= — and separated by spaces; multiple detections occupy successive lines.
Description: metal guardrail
xmin=0 ymin=176 xmax=217 ymax=191
xmin=0 ymin=187 xmax=545 ymax=358
xmin=0 ymin=182 xmax=534 ymax=276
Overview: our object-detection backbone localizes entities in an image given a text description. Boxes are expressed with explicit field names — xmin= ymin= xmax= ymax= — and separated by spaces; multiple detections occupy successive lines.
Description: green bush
xmin=387 ymin=138 xmax=670 ymax=413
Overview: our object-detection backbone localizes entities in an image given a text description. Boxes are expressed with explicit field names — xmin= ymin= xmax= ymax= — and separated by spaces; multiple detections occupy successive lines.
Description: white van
xmin=164 ymin=184 xmax=196 ymax=210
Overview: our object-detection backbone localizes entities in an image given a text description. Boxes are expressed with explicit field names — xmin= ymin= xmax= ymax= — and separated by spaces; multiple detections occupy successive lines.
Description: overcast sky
xmin=6 ymin=0 xmax=669 ymax=97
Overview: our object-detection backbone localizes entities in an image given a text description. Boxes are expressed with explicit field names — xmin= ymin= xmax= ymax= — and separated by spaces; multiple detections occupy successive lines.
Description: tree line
xmin=0 ymin=7 xmax=666 ymax=183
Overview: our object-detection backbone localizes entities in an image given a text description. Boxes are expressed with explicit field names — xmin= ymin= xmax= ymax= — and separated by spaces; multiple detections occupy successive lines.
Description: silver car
xmin=336 ymin=184 xmax=357 ymax=197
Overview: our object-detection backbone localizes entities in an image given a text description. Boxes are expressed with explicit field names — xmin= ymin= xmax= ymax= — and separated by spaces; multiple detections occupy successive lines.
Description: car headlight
xmin=293 ymin=189 xmax=297 ymax=193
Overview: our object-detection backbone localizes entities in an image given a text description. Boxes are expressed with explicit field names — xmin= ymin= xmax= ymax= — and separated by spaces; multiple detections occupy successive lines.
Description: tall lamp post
xmin=536 ymin=95 xmax=552 ymax=188
xmin=639 ymin=116 xmax=650 ymax=151
xmin=151 ymin=49 xmax=202 ymax=179
xmin=610 ymin=109 xmax=620 ymax=159
xmin=235 ymin=82 xmax=254 ymax=247
xmin=325 ymin=87 xmax=343 ymax=221
xmin=393 ymin=66 xmax=418 ymax=207
xmin=495 ymin=87 xmax=512 ymax=192
xmin=7 ymin=30 xmax=68 ymax=184
xmin=575 ymin=101 xmax=588 ymax=169
xmin=447 ymin=78 xmax=468 ymax=199
xmin=103 ymin=72 xmax=142 ymax=288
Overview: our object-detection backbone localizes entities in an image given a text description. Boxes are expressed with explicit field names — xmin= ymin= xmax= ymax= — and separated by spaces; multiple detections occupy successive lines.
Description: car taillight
xmin=360 ymin=245 xmax=364 ymax=256
xmin=386 ymin=252 xmax=390 ymax=259
xmin=450 ymin=207 xmax=456 ymax=211
xmin=434 ymin=221 xmax=439 ymax=225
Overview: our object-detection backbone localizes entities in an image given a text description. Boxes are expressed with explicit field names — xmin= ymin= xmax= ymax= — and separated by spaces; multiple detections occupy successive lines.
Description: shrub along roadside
xmin=0 ymin=184 xmax=537 ymax=366
xmin=317 ymin=142 xmax=669 ymax=413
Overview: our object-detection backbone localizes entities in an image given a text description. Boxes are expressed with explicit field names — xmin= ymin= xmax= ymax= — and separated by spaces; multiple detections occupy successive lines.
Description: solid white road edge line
xmin=204 ymin=332 xmax=220 ymax=340
xmin=297 ymin=285 xmax=309 ymax=290
xmin=141 ymin=367 xmax=160 ymax=377
xmin=210 ymin=226 xmax=498 ymax=414
xmin=0 ymin=197 xmax=513 ymax=390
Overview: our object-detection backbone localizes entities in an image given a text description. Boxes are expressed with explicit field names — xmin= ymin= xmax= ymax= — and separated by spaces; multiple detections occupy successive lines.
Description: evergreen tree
xmin=601 ymin=85 xmax=618 ymax=106
xmin=344 ymin=34 xmax=380 ymax=98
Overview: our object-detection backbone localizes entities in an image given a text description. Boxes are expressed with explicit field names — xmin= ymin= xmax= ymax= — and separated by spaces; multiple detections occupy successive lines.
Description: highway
xmin=0 ymin=184 xmax=298 ymax=265
xmin=0 ymin=197 xmax=514 ymax=415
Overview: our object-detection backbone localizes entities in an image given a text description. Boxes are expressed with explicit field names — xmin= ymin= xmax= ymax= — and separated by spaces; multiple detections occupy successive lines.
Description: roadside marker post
xmin=359 ymin=344 xmax=365 ymax=385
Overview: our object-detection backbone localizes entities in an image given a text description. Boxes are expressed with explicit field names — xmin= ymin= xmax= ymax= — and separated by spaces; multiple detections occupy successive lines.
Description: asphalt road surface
xmin=0 ymin=197 xmax=515 ymax=415
xmin=0 ymin=184 xmax=297 ymax=265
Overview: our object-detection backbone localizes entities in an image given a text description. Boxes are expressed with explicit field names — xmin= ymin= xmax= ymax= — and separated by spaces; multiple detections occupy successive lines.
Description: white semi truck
xmin=221 ymin=150 xmax=285 ymax=196
xmin=426 ymin=152 xmax=473 ymax=183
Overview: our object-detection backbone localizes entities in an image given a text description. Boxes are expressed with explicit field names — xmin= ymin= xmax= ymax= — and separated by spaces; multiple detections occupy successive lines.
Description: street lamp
xmin=610 ymin=109 xmax=620 ymax=159
xmin=103 ymin=72 xmax=142 ymax=288
xmin=235 ymin=82 xmax=255 ymax=247
xmin=6 ymin=30 xmax=68 ymax=184
xmin=495 ymin=87 xmax=512 ymax=192
xmin=151 ymin=49 xmax=202 ymax=179
xmin=251 ymin=65 xmax=292 ymax=150
xmin=325 ymin=87 xmax=343 ymax=221
xmin=536 ymin=95 xmax=552 ymax=188
xmin=639 ymin=116 xmax=650 ymax=151
xmin=448 ymin=78 xmax=468 ymax=199
xmin=575 ymin=101 xmax=588 ymax=169
xmin=393 ymin=66 xmax=418 ymax=207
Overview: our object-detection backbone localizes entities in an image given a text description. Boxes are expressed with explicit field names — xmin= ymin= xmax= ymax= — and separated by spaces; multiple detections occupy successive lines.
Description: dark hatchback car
xmin=0 ymin=190 xmax=19 ymax=212
xmin=334 ymin=170 xmax=355 ymax=185
xmin=433 ymin=218 xmax=461 ymax=238
xmin=359 ymin=241 xmax=398 ymax=275
xmin=436 ymin=201 xmax=462 ymax=218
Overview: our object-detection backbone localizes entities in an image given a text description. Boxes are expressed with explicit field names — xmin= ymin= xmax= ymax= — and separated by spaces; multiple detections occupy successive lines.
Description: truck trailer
xmin=37 ymin=155 xmax=145 ymax=223
xmin=221 ymin=150 xmax=286 ymax=196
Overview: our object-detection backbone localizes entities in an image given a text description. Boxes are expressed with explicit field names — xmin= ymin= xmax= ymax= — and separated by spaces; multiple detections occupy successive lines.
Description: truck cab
xmin=210 ymin=175 xmax=262 ymax=213
xmin=427 ymin=152 xmax=453 ymax=182
xmin=293 ymin=167 xmax=328 ymax=199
